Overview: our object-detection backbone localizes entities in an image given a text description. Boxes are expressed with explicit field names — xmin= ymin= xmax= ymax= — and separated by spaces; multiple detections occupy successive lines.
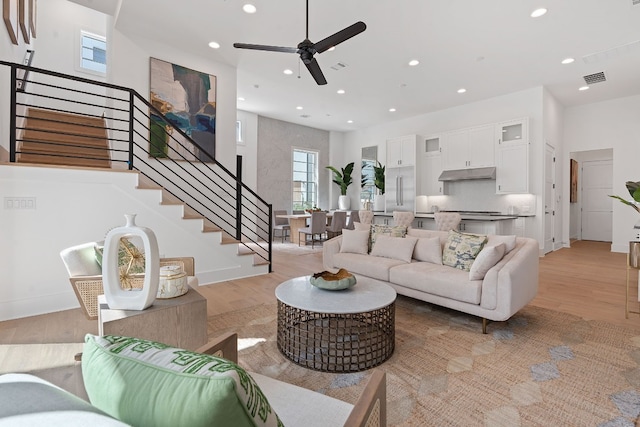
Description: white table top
xmin=275 ymin=275 xmax=396 ymax=314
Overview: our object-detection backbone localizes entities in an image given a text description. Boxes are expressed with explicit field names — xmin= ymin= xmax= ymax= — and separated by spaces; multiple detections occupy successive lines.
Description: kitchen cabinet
xmin=387 ymin=135 xmax=418 ymax=167
xmin=374 ymin=215 xmax=392 ymax=225
xmin=412 ymin=218 xmax=436 ymax=230
xmin=418 ymin=136 xmax=445 ymax=196
xmin=496 ymin=118 xmax=529 ymax=194
xmin=459 ymin=219 xmax=516 ymax=235
xmin=441 ymin=125 xmax=494 ymax=171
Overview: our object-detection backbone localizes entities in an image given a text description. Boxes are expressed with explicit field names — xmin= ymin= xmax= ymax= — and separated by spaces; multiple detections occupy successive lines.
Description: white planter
xmin=102 ymin=214 xmax=159 ymax=311
xmin=373 ymin=194 xmax=385 ymax=212
xmin=338 ymin=195 xmax=350 ymax=210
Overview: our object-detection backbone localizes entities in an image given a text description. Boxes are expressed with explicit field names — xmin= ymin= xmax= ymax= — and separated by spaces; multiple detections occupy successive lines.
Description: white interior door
xmin=581 ymin=160 xmax=613 ymax=242
xmin=543 ymin=145 xmax=556 ymax=254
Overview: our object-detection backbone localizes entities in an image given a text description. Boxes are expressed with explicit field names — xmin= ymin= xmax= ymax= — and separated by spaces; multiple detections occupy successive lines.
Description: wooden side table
xmin=98 ymin=286 xmax=207 ymax=350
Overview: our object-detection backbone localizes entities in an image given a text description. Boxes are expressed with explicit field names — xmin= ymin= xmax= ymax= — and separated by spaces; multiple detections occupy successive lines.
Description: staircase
xmin=17 ymin=108 xmax=111 ymax=168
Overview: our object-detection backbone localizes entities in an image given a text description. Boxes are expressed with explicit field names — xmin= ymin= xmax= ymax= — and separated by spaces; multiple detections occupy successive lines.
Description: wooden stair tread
xmin=27 ymin=108 xmax=107 ymax=127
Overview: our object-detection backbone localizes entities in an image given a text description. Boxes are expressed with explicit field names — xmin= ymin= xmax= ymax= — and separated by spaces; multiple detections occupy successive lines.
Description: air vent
xmin=633 ymin=0 xmax=640 ymax=6
xmin=583 ymin=71 xmax=606 ymax=85
xmin=329 ymin=62 xmax=348 ymax=71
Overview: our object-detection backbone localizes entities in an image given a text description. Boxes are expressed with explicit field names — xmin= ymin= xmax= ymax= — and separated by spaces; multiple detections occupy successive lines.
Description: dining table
xmin=276 ymin=212 xmax=337 ymax=245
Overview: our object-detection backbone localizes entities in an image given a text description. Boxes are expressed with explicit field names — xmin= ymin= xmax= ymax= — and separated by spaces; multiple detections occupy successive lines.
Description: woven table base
xmin=277 ymin=300 xmax=395 ymax=372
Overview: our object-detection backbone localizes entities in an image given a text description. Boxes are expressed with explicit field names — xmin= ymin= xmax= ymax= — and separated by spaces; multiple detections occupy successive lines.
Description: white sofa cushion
xmin=487 ymin=235 xmax=517 ymax=253
xmin=390 ymin=262 xmax=482 ymax=305
xmin=469 ymin=243 xmax=506 ymax=281
xmin=332 ymin=253 xmax=405 ymax=282
xmin=339 ymin=229 xmax=370 ymax=255
xmin=413 ymin=237 xmax=442 ymax=264
xmin=370 ymin=235 xmax=418 ymax=263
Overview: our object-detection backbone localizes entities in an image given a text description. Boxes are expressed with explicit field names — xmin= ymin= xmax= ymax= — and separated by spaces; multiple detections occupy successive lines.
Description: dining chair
xmin=346 ymin=210 xmax=360 ymax=230
xmin=326 ymin=211 xmax=347 ymax=239
xmin=358 ymin=210 xmax=374 ymax=225
xmin=393 ymin=211 xmax=415 ymax=228
xmin=272 ymin=210 xmax=290 ymax=243
xmin=298 ymin=211 xmax=327 ymax=247
xmin=434 ymin=212 xmax=461 ymax=231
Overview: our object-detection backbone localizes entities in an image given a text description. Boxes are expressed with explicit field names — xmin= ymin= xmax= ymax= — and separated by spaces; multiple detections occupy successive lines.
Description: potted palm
xmin=610 ymin=181 xmax=640 ymax=266
xmin=327 ymin=162 xmax=354 ymax=210
xmin=373 ymin=161 xmax=385 ymax=212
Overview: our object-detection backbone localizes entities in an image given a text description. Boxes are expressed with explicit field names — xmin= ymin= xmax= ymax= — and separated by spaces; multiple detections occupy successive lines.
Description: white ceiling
xmin=73 ymin=0 xmax=640 ymax=132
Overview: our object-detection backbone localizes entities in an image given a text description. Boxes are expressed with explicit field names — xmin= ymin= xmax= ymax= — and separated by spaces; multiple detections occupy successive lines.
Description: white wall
xmin=562 ymin=94 xmax=640 ymax=253
xmin=340 ymin=87 xmax=545 ymax=245
xmin=237 ymin=110 xmax=258 ymax=191
xmin=543 ymin=89 xmax=565 ymax=250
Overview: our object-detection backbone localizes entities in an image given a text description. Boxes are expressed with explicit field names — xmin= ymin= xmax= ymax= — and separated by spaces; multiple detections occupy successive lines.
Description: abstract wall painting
xmin=149 ymin=57 xmax=216 ymax=162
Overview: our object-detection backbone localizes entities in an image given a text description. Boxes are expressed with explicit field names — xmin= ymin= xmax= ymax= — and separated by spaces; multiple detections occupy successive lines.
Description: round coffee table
xmin=275 ymin=275 xmax=396 ymax=372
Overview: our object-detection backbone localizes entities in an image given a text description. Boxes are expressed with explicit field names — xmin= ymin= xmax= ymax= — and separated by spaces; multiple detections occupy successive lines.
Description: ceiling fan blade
xmin=233 ymin=43 xmax=299 ymax=54
xmin=314 ymin=21 xmax=366 ymax=54
xmin=304 ymin=58 xmax=327 ymax=85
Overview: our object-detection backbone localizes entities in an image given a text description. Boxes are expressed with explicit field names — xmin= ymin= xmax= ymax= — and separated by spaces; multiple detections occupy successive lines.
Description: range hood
xmin=438 ymin=167 xmax=496 ymax=181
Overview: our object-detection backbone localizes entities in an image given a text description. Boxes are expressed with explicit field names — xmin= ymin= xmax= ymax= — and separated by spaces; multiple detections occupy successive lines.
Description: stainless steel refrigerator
xmin=385 ymin=166 xmax=415 ymax=212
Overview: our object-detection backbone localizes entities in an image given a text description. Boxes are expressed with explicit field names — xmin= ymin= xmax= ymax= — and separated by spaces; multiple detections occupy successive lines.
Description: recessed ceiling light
xmin=561 ymin=57 xmax=575 ymax=65
xmin=243 ymin=4 xmax=257 ymax=13
xmin=237 ymin=97 xmax=245 ymax=101
xmin=389 ymin=108 xmax=396 ymax=112
xmin=296 ymin=106 xmax=303 ymax=110
xmin=347 ymin=120 xmax=353 ymax=124
xmin=337 ymin=89 xmax=345 ymax=94
xmin=283 ymin=69 xmax=293 ymax=75
xmin=408 ymin=59 xmax=420 ymax=66
xmin=208 ymin=41 xmax=220 ymax=49
xmin=579 ymin=86 xmax=590 ymax=91
xmin=530 ymin=8 xmax=547 ymax=18
xmin=457 ymin=88 xmax=467 ymax=94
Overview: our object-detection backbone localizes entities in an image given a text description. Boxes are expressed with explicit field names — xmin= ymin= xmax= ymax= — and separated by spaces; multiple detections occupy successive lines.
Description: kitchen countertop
xmin=373 ymin=212 xmax=535 ymax=221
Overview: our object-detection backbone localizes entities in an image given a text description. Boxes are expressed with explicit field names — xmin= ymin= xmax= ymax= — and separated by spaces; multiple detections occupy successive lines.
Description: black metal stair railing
xmin=1 ymin=60 xmax=272 ymax=271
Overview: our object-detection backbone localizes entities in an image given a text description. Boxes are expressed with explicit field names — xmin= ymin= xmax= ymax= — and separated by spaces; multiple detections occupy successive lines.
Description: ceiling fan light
xmin=243 ymin=4 xmax=257 ymax=14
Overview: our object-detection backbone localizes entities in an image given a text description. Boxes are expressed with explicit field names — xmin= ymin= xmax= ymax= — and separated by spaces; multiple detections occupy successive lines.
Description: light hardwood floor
xmin=1 ymin=239 xmax=640 ymax=346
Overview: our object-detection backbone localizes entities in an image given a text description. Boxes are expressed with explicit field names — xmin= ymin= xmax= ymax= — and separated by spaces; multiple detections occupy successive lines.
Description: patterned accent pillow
xmin=442 ymin=230 xmax=488 ymax=271
xmin=82 ymin=334 xmax=283 ymax=427
xmin=370 ymin=224 xmax=407 ymax=249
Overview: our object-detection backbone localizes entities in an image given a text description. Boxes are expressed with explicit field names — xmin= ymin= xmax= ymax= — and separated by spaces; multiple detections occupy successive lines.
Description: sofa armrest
xmin=194 ymin=332 xmax=238 ymax=363
xmin=323 ymin=236 xmax=343 ymax=271
xmin=344 ymin=370 xmax=387 ymax=427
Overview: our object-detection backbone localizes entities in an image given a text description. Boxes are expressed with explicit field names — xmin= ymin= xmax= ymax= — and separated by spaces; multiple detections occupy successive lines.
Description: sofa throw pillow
xmin=469 ymin=243 xmax=506 ymax=280
xmin=370 ymin=224 xmax=407 ymax=247
xmin=353 ymin=221 xmax=370 ymax=232
xmin=82 ymin=334 xmax=283 ymax=427
xmin=370 ymin=235 xmax=418 ymax=263
xmin=413 ymin=236 xmax=442 ymax=264
xmin=442 ymin=230 xmax=488 ymax=271
xmin=487 ymin=234 xmax=517 ymax=253
xmin=339 ymin=229 xmax=370 ymax=255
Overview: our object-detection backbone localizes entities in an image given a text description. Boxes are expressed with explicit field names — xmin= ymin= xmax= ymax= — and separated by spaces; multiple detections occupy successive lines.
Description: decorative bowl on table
xmin=309 ymin=268 xmax=356 ymax=290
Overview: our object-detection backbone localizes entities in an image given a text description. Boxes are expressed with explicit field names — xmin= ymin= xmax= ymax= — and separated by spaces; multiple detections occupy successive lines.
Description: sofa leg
xmin=482 ymin=318 xmax=488 ymax=334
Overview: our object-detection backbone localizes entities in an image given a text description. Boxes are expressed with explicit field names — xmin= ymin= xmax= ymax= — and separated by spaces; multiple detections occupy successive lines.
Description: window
xmin=292 ymin=149 xmax=318 ymax=211
xmin=80 ymin=30 xmax=106 ymax=75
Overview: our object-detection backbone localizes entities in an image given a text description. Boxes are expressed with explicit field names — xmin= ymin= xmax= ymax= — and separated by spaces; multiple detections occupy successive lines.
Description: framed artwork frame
xmin=3 ymin=0 xmax=18 ymax=45
xmin=570 ymin=159 xmax=578 ymax=203
xmin=149 ymin=58 xmax=217 ymax=163
xmin=18 ymin=0 xmax=28 ymax=43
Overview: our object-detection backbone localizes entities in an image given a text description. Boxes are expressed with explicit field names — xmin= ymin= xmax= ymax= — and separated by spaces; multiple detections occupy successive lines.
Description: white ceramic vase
xmin=102 ymin=214 xmax=159 ymax=310
xmin=338 ymin=195 xmax=350 ymax=210
xmin=373 ymin=194 xmax=385 ymax=212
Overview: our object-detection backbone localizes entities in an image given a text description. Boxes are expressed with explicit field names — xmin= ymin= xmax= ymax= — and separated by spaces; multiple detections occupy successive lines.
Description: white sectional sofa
xmin=323 ymin=227 xmax=539 ymax=333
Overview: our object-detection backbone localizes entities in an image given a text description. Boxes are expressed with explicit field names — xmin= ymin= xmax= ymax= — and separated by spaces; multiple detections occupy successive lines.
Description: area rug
xmin=208 ymin=297 xmax=640 ymax=427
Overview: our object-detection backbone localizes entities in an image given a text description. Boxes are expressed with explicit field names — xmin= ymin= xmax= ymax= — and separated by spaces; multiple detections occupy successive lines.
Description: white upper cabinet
xmin=442 ymin=124 xmax=494 ymax=170
xmin=418 ymin=136 xmax=444 ymax=196
xmin=386 ymin=135 xmax=418 ymax=167
xmin=496 ymin=118 xmax=529 ymax=194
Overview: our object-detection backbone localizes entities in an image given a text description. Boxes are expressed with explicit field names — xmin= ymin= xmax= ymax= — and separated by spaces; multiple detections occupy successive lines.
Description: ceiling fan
xmin=233 ymin=0 xmax=366 ymax=85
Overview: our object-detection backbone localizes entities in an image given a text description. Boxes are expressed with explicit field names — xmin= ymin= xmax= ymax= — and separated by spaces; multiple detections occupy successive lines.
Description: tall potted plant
xmin=327 ymin=162 xmax=354 ymax=210
xmin=610 ymin=180 xmax=640 ymax=231
xmin=373 ymin=161 xmax=385 ymax=211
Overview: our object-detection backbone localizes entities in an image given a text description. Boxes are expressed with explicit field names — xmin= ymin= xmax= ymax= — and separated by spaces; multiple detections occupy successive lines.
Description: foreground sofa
xmin=323 ymin=227 xmax=539 ymax=333
xmin=0 ymin=332 xmax=385 ymax=427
